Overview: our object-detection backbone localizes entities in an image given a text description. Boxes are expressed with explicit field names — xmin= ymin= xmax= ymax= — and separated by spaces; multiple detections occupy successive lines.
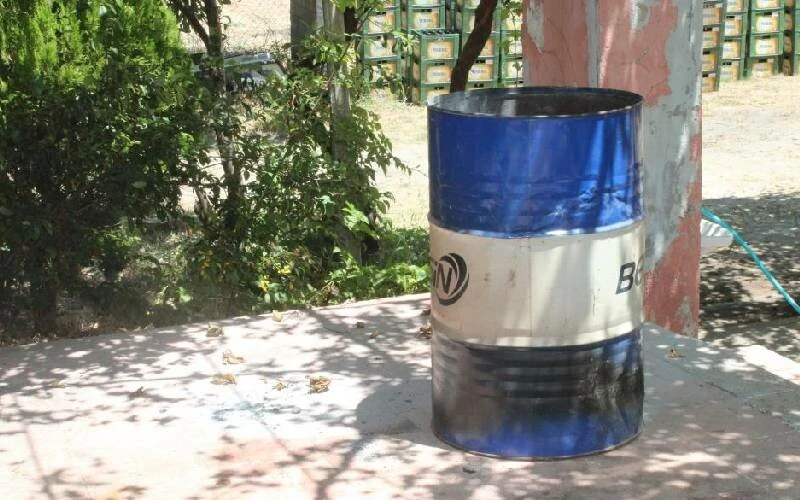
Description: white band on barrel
xmin=430 ymin=222 xmax=644 ymax=347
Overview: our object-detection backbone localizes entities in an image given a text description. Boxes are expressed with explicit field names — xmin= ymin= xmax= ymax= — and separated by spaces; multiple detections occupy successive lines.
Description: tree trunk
xmin=321 ymin=0 xmax=352 ymax=141
xmin=201 ymin=1 xmax=242 ymax=232
xmin=450 ymin=0 xmax=498 ymax=92
xmin=321 ymin=1 xmax=382 ymax=262
xmin=290 ymin=0 xmax=318 ymax=59
xmin=165 ymin=0 xmax=241 ymax=231
xmin=28 ymin=252 xmax=59 ymax=334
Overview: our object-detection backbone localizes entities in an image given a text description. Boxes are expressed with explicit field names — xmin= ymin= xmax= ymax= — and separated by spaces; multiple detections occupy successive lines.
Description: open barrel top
xmin=428 ymin=87 xmax=643 ymax=119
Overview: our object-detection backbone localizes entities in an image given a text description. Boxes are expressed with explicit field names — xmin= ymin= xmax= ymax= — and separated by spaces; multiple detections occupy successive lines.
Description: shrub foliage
xmin=0 ymin=0 xmax=203 ymax=331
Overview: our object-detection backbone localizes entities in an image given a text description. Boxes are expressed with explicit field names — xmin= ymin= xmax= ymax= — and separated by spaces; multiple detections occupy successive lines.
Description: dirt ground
xmin=180 ymin=0 xmax=291 ymax=53
xmin=369 ymin=76 xmax=800 ymax=342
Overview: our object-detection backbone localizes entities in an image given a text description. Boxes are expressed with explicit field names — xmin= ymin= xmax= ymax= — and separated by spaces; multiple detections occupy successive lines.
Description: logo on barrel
xmin=433 ymin=253 xmax=469 ymax=306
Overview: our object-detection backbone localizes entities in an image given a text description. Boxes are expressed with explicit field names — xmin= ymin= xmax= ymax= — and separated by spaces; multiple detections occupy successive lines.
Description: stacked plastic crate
xmin=745 ymin=0 xmax=784 ymax=78
xmin=401 ymin=0 xmax=446 ymax=31
xmin=784 ymin=0 xmax=800 ymax=74
xmin=401 ymin=1 xmax=450 ymax=104
xmin=408 ymin=29 xmax=460 ymax=104
xmin=449 ymin=0 xmax=500 ymax=91
xmin=721 ymin=0 xmax=747 ymax=84
xmin=703 ymin=0 xmax=725 ymax=91
xmin=498 ymin=4 xmax=524 ymax=88
xmin=361 ymin=2 xmax=402 ymax=84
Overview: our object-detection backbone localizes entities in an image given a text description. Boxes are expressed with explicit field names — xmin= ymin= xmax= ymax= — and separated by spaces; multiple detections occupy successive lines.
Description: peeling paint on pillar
xmin=523 ymin=0 xmax=590 ymax=85
xmin=522 ymin=0 xmax=702 ymax=336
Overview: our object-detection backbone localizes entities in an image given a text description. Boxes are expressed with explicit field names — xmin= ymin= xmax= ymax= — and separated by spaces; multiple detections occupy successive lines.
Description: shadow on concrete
xmin=701 ymin=193 xmax=800 ymax=336
xmin=189 ymin=299 xmax=800 ymax=499
xmin=2 ymin=297 xmax=799 ymax=497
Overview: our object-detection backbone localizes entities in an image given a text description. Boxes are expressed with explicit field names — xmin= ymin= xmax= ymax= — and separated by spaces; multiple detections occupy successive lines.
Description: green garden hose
xmin=701 ymin=207 xmax=800 ymax=316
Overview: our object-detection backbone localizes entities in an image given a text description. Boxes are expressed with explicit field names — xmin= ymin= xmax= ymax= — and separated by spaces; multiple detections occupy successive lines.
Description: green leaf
xmin=132 ymin=181 xmax=147 ymax=189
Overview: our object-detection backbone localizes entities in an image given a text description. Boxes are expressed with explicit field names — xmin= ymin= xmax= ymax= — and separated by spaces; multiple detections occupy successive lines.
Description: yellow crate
xmin=408 ymin=0 xmax=442 ymax=6
xmin=787 ymin=0 xmax=796 ymax=7
xmin=750 ymin=35 xmax=781 ymax=56
xmin=503 ymin=33 xmax=522 ymax=55
xmin=367 ymin=60 xmax=399 ymax=82
xmin=722 ymin=38 xmax=744 ymax=59
xmin=361 ymin=35 xmax=396 ymax=59
xmin=502 ymin=57 xmax=524 ymax=79
xmin=365 ymin=10 xmax=396 ymax=33
xmin=411 ymin=85 xmax=449 ymax=105
xmin=460 ymin=32 xmax=500 ymax=59
xmin=752 ymin=0 xmax=781 ymax=9
xmin=724 ymin=14 xmax=744 ymax=36
xmin=785 ymin=32 xmax=798 ymax=53
xmin=479 ymin=35 xmax=498 ymax=58
xmin=465 ymin=82 xmax=494 ymax=91
xmin=747 ymin=58 xmax=778 ymax=77
xmin=703 ymin=4 xmax=723 ymax=25
xmin=786 ymin=10 xmax=795 ymax=32
xmin=703 ymin=27 xmax=721 ymax=49
xmin=702 ymin=50 xmax=719 ymax=72
xmin=406 ymin=10 xmax=441 ymax=30
xmin=752 ymin=11 xmax=782 ymax=33
xmin=467 ymin=59 xmax=496 ymax=82
xmin=725 ymin=0 xmax=747 ymax=13
xmin=412 ymin=61 xmax=453 ymax=84
xmin=414 ymin=37 xmax=457 ymax=60
xmin=455 ymin=0 xmax=482 ymax=8
xmin=720 ymin=59 xmax=742 ymax=81
xmin=503 ymin=13 xmax=522 ymax=31
xmin=500 ymin=78 xmax=525 ymax=88
xmin=784 ymin=54 xmax=800 ymax=76
xmin=702 ymin=72 xmax=718 ymax=92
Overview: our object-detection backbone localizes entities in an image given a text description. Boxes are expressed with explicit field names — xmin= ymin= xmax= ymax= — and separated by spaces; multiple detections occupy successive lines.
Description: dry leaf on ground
xmin=309 ymin=375 xmax=331 ymax=393
xmin=206 ymin=325 xmax=224 ymax=337
xmin=353 ymin=320 xmax=366 ymax=329
xmin=211 ymin=373 xmax=237 ymax=385
xmin=418 ymin=324 xmax=432 ymax=339
xmin=222 ymin=350 xmax=245 ymax=364
xmin=368 ymin=331 xmax=379 ymax=339
xmin=421 ymin=305 xmax=431 ymax=316
xmin=273 ymin=380 xmax=288 ymax=391
xmin=49 ymin=379 xmax=66 ymax=389
xmin=669 ymin=348 xmax=681 ymax=358
xmin=272 ymin=311 xmax=283 ymax=322
xmin=128 ymin=386 xmax=146 ymax=399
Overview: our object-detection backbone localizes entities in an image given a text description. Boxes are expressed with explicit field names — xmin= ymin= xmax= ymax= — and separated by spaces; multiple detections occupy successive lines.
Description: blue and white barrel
xmin=427 ymin=87 xmax=644 ymax=459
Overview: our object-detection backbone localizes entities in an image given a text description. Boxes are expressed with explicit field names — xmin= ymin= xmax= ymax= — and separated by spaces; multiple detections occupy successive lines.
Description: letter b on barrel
xmin=616 ymin=256 xmax=643 ymax=294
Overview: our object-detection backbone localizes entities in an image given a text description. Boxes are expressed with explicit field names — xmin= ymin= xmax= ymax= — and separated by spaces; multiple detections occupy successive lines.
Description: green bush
xmin=0 ymin=0 xmax=204 ymax=332
xmin=176 ymin=22 xmax=430 ymax=312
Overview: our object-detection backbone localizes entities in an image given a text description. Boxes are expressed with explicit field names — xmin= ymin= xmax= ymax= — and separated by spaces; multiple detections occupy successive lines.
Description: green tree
xmin=0 ymin=0 xmax=203 ymax=332
xmin=167 ymin=0 xmax=413 ymax=309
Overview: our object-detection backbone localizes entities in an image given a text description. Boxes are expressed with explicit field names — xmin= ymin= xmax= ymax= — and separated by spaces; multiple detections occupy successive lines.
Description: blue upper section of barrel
xmin=428 ymin=88 xmax=643 ymax=237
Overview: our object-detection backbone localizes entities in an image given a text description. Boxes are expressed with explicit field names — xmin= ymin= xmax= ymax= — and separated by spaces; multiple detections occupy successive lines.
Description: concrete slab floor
xmin=1 ymin=294 xmax=799 ymax=500
xmin=701 ymin=316 xmax=800 ymax=365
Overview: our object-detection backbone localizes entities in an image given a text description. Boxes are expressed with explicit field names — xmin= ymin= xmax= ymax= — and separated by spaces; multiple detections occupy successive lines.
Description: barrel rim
xmin=428 ymin=86 xmax=643 ymax=119
xmin=428 ymin=213 xmax=644 ymax=238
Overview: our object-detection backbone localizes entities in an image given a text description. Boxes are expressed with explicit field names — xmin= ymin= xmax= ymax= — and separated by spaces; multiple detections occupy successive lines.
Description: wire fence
xmin=181 ymin=0 xmax=292 ymax=55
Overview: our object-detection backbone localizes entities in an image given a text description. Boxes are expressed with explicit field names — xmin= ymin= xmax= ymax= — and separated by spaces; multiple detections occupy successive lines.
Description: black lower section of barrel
xmin=432 ymin=330 xmax=644 ymax=459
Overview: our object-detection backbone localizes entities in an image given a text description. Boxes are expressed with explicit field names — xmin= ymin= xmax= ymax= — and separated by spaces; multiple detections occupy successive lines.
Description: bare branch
xmin=167 ymin=0 xmax=210 ymax=49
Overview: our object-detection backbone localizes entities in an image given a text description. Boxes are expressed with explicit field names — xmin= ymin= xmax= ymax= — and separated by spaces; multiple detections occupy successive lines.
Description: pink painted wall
xmin=523 ymin=0 xmax=703 ymax=335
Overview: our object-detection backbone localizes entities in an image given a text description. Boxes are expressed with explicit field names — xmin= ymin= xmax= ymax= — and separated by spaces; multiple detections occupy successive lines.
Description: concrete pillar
xmin=522 ymin=0 xmax=702 ymax=336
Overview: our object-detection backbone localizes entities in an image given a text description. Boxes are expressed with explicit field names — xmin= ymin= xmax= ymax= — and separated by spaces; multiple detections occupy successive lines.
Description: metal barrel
xmin=427 ymin=87 xmax=644 ymax=460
